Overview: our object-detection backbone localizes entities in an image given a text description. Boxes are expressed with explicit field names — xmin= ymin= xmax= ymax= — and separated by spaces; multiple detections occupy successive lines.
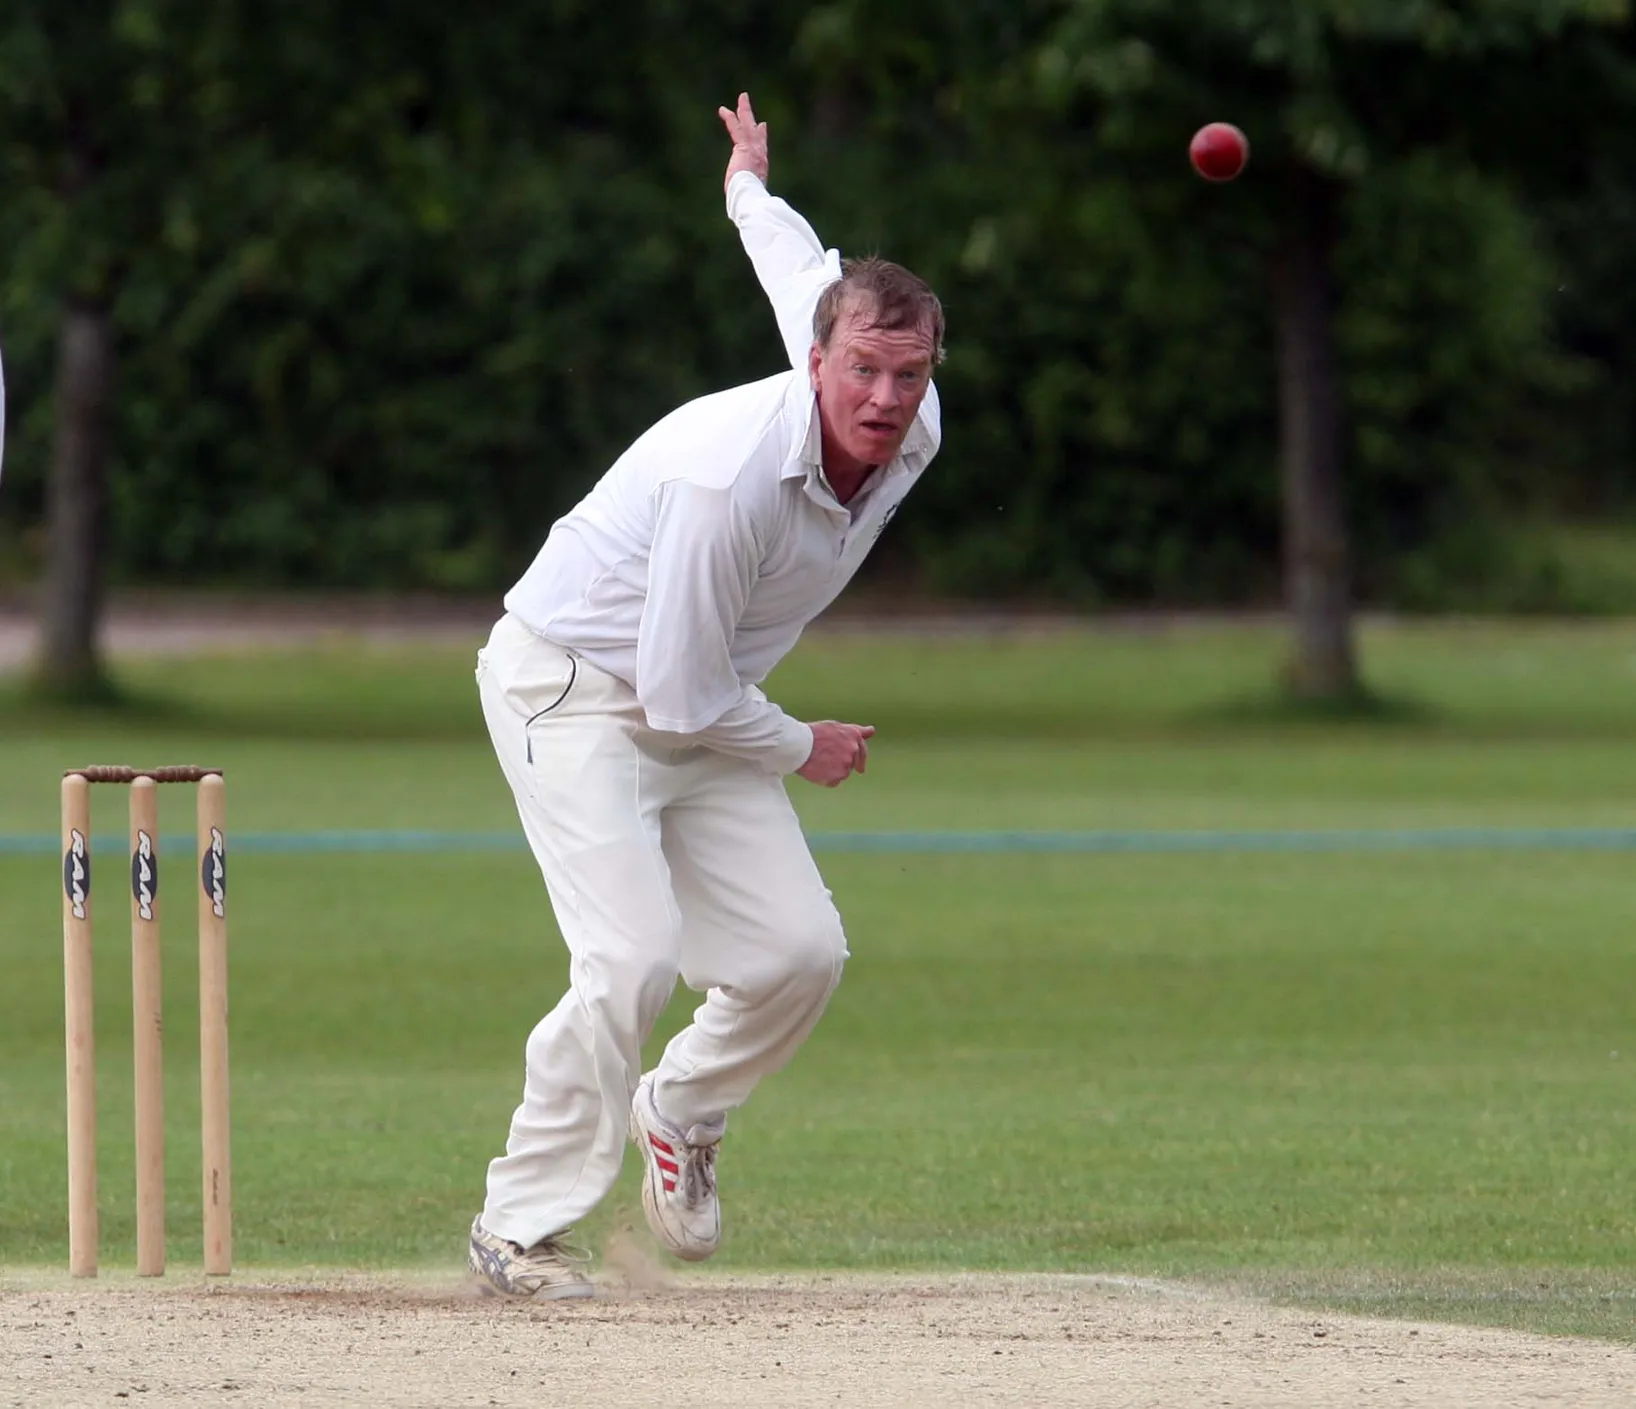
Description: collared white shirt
xmin=504 ymin=172 xmax=941 ymax=774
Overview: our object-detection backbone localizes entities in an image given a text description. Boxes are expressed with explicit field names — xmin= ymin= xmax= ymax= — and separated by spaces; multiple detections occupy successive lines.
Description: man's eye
xmin=898 ymin=370 xmax=923 ymax=384
xmin=853 ymin=364 xmax=874 ymax=377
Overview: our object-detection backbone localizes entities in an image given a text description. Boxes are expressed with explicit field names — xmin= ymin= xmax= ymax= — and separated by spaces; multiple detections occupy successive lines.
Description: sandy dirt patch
xmin=4 ymin=1265 xmax=1633 ymax=1409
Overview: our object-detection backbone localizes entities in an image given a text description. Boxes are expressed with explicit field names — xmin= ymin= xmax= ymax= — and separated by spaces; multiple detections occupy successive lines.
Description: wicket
xmin=61 ymin=766 xmax=231 ymax=1279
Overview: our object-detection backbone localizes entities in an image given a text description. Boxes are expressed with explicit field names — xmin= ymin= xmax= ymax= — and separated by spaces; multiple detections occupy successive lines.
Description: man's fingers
xmin=850 ymin=724 xmax=872 ymax=776
xmin=720 ymin=96 xmax=765 ymax=152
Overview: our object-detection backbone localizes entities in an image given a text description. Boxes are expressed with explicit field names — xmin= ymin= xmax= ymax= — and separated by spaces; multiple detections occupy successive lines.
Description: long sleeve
xmin=635 ymin=478 xmax=814 ymax=775
xmin=726 ymin=170 xmax=843 ymax=372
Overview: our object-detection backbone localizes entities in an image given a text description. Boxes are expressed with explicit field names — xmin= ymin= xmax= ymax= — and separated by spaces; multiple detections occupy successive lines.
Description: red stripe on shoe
xmin=656 ymin=1156 xmax=679 ymax=1175
xmin=662 ymin=1178 xmax=676 ymax=1192
xmin=648 ymin=1135 xmax=675 ymax=1155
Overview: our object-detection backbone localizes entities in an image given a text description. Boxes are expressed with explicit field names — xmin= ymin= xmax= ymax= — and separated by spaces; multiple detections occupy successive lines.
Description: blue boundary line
xmin=3 ymin=828 xmax=1636 ymax=856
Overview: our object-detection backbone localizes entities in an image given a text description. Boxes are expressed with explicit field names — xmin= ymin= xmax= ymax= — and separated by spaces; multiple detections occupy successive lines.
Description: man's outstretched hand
xmin=718 ymin=91 xmax=769 ymax=193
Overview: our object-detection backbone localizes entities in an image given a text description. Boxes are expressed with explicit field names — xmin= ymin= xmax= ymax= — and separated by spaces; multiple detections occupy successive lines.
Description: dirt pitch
xmin=5 ymin=1263 xmax=1635 ymax=1409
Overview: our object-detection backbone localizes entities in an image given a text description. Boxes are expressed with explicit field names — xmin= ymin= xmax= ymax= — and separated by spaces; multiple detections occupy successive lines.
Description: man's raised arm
xmin=718 ymin=92 xmax=841 ymax=372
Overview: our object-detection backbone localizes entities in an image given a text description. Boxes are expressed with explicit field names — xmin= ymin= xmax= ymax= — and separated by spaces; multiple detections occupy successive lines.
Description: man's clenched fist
xmin=797 ymin=720 xmax=875 ymax=787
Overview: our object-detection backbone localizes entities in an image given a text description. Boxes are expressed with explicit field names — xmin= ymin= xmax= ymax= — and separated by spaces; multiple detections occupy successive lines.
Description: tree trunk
xmin=1271 ymin=171 xmax=1359 ymax=701
xmin=37 ymin=297 xmax=116 ymax=698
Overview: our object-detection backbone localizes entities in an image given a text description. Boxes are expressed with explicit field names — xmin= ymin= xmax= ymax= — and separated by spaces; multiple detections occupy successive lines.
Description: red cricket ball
xmin=1189 ymin=123 xmax=1249 ymax=182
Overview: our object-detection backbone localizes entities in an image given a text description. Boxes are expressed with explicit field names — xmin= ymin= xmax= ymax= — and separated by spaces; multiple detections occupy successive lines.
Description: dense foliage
xmin=0 ymin=1 xmax=1632 ymax=606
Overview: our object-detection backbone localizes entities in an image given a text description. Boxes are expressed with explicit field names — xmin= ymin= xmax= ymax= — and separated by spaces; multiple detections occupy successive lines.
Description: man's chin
xmin=855 ymin=431 xmax=904 ymax=462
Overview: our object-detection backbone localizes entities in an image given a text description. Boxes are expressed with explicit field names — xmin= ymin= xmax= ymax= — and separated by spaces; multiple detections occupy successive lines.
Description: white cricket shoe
xmin=467 ymin=1215 xmax=594 ymax=1299
xmin=629 ymin=1077 xmax=723 ymax=1261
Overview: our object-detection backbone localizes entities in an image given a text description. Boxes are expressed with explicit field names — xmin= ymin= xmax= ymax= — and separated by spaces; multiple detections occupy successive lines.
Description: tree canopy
xmin=0 ymin=2 xmax=1631 ymax=639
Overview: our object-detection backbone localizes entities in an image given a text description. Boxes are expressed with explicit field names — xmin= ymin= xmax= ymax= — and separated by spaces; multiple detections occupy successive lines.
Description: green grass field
xmin=2 ymin=619 xmax=1634 ymax=1340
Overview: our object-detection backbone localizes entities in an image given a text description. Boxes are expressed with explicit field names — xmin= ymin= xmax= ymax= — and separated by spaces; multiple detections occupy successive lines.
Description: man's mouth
xmin=860 ymin=419 xmax=898 ymax=438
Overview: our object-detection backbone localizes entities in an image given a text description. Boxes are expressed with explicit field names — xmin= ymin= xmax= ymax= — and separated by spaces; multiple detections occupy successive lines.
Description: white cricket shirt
xmin=504 ymin=171 xmax=942 ymax=774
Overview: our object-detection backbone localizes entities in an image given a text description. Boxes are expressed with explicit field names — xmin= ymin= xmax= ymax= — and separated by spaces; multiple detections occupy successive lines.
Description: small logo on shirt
xmin=871 ymin=503 xmax=901 ymax=542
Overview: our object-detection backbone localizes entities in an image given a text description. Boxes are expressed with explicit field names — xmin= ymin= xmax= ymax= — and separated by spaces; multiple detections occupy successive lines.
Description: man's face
xmin=809 ymin=299 xmax=936 ymax=478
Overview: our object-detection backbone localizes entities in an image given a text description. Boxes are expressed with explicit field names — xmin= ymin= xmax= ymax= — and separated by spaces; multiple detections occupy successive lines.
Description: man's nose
xmin=871 ymin=374 xmax=902 ymax=407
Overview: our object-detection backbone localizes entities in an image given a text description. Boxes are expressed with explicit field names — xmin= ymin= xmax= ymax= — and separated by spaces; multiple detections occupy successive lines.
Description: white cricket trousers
xmin=474 ymin=613 xmax=847 ymax=1246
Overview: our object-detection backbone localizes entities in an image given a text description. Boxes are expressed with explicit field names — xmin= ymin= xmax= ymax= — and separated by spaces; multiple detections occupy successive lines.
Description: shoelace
xmin=520 ymin=1230 xmax=592 ymax=1267
xmin=678 ymin=1129 xmax=719 ymax=1209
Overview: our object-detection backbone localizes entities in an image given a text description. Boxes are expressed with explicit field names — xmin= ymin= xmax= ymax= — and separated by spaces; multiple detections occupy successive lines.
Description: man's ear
xmin=808 ymin=340 xmax=823 ymax=392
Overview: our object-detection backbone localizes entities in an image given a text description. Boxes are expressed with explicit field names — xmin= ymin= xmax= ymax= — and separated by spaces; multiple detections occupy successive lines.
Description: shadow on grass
xmin=7 ymin=649 xmax=1635 ymax=745
xmin=0 ymin=672 xmax=485 ymax=744
xmin=0 ymin=675 xmax=183 ymax=726
xmin=1196 ymin=684 xmax=1636 ymax=741
xmin=3 ymin=673 xmax=1606 ymax=748
xmin=1197 ymin=685 xmax=1443 ymax=732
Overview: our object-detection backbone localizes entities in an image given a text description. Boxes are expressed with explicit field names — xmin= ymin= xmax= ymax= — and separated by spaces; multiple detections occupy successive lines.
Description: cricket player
xmin=467 ymin=93 xmax=944 ymax=1299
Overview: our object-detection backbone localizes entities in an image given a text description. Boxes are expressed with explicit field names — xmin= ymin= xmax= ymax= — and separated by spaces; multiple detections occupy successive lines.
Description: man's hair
xmin=813 ymin=257 xmax=945 ymax=365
